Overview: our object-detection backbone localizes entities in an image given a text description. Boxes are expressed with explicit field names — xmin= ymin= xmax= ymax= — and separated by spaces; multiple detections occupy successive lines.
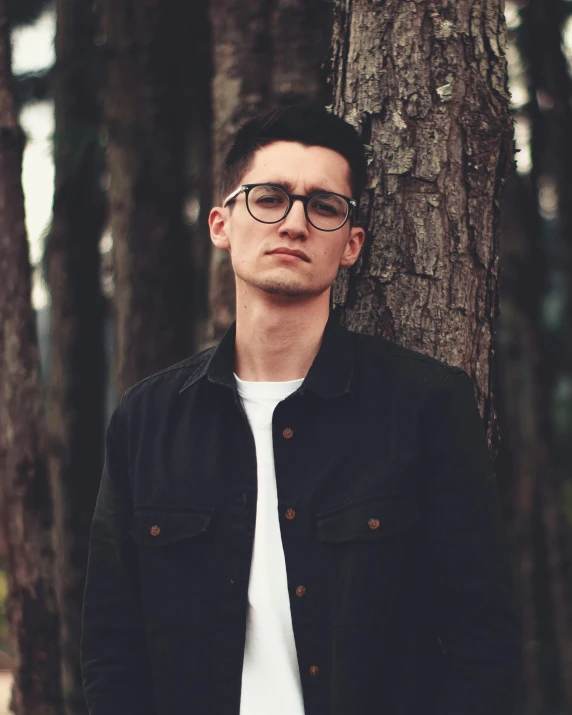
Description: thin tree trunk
xmin=185 ymin=2 xmax=213 ymax=351
xmin=0 ymin=2 xmax=62 ymax=713
xmin=207 ymin=0 xmax=332 ymax=343
xmin=330 ymin=0 xmax=513 ymax=451
xmin=517 ymin=1 xmax=572 ymax=707
xmin=497 ymin=172 xmax=546 ymax=714
xmin=525 ymin=0 xmax=572 ymax=380
xmin=97 ymin=0 xmax=197 ymax=397
xmin=44 ymin=0 xmax=105 ymax=712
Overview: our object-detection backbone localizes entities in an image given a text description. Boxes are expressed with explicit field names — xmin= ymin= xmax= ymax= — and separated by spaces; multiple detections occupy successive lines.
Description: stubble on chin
xmin=252 ymin=273 xmax=333 ymax=299
xmin=255 ymin=276 xmax=315 ymax=298
xmin=233 ymin=257 xmax=334 ymax=299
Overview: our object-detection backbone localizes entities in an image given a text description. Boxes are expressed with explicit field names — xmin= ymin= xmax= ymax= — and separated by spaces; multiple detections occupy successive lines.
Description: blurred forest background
xmin=0 ymin=0 xmax=571 ymax=714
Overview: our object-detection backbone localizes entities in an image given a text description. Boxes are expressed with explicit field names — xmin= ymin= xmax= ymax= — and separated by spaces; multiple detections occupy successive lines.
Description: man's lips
xmin=268 ymin=248 xmax=310 ymax=262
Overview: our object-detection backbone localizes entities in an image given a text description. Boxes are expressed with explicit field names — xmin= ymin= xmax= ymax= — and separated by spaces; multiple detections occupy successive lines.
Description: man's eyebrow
xmin=261 ymin=179 xmax=342 ymax=195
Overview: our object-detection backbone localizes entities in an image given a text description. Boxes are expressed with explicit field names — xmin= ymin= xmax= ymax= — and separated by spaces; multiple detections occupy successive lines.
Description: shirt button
xmin=309 ymin=665 xmax=320 ymax=677
xmin=285 ymin=508 xmax=296 ymax=520
xmin=368 ymin=518 xmax=380 ymax=530
xmin=282 ymin=427 xmax=294 ymax=439
xmin=295 ymin=585 xmax=307 ymax=597
xmin=150 ymin=525 xmax=161 ymax=536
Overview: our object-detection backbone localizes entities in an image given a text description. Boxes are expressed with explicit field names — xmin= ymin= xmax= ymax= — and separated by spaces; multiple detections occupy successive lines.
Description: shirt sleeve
xmin=80 ymin=397 xmax=156 ymax=715
xmin=420 ymin=367 xmax=523 ymax=715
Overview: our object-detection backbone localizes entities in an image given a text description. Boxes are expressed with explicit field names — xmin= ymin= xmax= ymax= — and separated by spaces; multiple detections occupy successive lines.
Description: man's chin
xmin=260 ymin=282 xmax=314 ymax=298
xmin=235 ymin=269 xmax=332 ymax=299
xmin=254 ymin=276 xmax=322 ymax=298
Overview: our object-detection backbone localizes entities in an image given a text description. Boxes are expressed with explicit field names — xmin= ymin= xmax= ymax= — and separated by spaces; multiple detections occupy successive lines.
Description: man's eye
xmin=257 ymin=196 xmax=285 ymax=205
xmin=314 ymin=202 xmax=340 ymax=215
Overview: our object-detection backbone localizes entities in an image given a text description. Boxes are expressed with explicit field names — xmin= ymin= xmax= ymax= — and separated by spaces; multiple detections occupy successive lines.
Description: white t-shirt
xmin=235 ymin=373 xmax=306 ymax=715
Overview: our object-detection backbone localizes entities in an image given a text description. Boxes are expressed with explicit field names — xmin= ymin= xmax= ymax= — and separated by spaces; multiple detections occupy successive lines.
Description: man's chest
xmin=125 ymin=379 xmax=432 ymax=650
xmin=125 ymin=380 xmax=424 ymax=514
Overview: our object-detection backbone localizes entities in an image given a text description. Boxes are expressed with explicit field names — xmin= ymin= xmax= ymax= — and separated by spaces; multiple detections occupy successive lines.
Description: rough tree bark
xmin=208 ymin=0 xmax=332 ymax=342
xmin=0 ymin=1 xmax=62 ymax=713
xmin=97 ymin=0 xmax=196 ymax=397
xmin=44 ymin=0 xmax=105 ymax=712
xmin=330 ymin=0 xmax=514 ymax=453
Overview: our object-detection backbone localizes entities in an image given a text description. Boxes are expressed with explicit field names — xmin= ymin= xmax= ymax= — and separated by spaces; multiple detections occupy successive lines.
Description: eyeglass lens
xmin=247 ymin=185 xmax=349 ymax=230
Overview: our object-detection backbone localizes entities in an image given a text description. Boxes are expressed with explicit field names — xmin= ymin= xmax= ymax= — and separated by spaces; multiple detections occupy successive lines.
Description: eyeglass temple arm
xmin=222 ymin=185 xmax=246 ymax=208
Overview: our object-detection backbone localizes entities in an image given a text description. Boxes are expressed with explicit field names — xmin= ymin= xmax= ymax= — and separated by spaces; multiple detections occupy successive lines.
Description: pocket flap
xmin=131 ymin=507 xmax=214 ymax=547
xmin=317 ymin=495 xmax=418 ymax=542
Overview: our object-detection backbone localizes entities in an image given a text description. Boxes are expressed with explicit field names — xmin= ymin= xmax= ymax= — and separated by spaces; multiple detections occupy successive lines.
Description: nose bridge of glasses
xmin=296 ymin=194 xmax=311 ymax=210
xmin=282 ymin=193 xmax=309 ymax=221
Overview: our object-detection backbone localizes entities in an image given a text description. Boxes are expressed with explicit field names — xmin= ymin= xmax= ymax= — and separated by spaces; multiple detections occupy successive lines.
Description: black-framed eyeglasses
xmin=222 ymin=183 xmax=357 ymax=232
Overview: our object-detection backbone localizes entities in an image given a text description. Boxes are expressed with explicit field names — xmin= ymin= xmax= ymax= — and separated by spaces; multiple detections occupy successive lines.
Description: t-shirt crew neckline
xmin=233 ymin=373 xmax=305 ymax=400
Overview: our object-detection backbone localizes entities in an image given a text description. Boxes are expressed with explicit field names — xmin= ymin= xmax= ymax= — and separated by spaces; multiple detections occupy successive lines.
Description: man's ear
xmin=209 ymin=206 xmax=231 ymax=250
xmin=340 ymin=226 xmax=365 ymax=268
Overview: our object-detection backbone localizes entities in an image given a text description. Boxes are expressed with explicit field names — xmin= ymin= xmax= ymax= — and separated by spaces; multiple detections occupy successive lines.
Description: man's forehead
xmin=244 ymin=141 xmax=352 ymax=194
xmin=254 ymin=177 xmax=349 ymax=195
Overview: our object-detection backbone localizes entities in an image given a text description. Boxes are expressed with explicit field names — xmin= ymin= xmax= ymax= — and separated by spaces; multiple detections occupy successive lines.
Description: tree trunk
xmin=329 ymin=0 xmax=513 ymax=452
xmin=498 ymin=172 xmax=572 ymax=714
xmin=0 ymin=2 xmax=62 ymax=713
xmin=184 ymin=1 xmax=213 ymax=351
xmin=97 ymin=0 xmax=197 ymax=397
xmin=523 ymin=0 xmax=572 ymax=382
xmin=207 ymin=0 xmax=332 ymax=343
xmin=512 ymin=0 xmax=572 ymax=708
xmin=44 ymin=0 xmax=105 ymax=712
xmin=496 ymin=172 xmax=546 ymax=714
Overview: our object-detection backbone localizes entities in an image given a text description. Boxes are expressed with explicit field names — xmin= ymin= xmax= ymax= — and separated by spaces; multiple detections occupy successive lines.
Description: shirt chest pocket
xmin=130 ymin=507 xmax=215 ymax=629
xmin=317 ymin=494 xmax=419 ymax=542
xmin=316 ymin=495 xmax=420 ymax=626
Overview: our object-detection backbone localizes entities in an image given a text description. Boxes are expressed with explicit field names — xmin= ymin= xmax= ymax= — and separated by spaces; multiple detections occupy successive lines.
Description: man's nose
xmin=279 ymin=198 xmax=309 ymax=238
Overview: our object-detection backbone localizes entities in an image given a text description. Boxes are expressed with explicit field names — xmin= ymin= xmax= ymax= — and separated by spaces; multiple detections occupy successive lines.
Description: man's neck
xmin=234 ymin=290 xmax=330 ymax=383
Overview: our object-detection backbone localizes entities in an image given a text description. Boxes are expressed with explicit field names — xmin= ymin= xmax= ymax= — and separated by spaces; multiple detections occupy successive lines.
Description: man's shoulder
xmin=349 ymin=328 xmax=467 ymax=389
xmin=119 ymin=346 xmax=216 ymax=406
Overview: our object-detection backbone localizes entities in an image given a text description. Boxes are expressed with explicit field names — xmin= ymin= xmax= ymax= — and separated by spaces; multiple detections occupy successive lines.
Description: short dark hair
xmin=220 ymin=104 xmax=367 ymax=206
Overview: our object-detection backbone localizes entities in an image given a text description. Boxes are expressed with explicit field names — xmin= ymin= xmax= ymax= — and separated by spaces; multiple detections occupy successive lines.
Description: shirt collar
xmin=179 ymin=313 xmax=354 ymax=398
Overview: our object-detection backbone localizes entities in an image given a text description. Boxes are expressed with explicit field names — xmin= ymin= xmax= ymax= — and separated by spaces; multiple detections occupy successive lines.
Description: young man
xmin=81 ymin=105 xmax=522 ymax=715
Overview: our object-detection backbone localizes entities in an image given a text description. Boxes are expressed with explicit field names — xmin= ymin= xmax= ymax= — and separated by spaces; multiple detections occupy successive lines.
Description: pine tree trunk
xmin=496 ymin=172 xmax=545 ymax=714
xmin=330 ymin=0 xmax=513 ymax=451
xmin=498 ymin=171 xmax=572 ymax=709
xmin=515 ymin=0 xmax=572 ymax=707
xmin=526 ymin=0 xmax=572 ymax=384
xmin=97 ymin=0 xmax=197 ymax=397
xmin=44 ymin=0 xmax=105 ymax=712
xmin=0 ymin=2 xmax=62 ymax=713
xmin=185 ymin=3 xmax=213 ymax=351
xmin=207 ymin=0 xmax=332 ymax=342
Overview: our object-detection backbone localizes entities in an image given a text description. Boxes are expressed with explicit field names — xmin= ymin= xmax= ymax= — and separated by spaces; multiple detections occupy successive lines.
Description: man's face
xmin=209 ymin=141 xmax=365 ymax=300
